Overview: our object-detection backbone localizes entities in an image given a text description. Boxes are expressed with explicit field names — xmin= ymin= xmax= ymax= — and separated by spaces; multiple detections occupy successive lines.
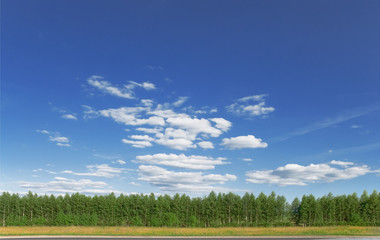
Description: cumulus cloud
xmin=210 ymin=118 xmax=232 ymax=132
xmin=221 ymin=135 xmax=268 ymax=149
xmin=155 ymin=138 xmax=196 ymax=150
xmin=97 ymin=102 xmax=232 ymax=150
xmin=226 ymin=94 xmax=275 ymax=117
xmin=62 ymin=164 xmax=127 ymax=178
xmin=246 ymin=161 xmax=370 ymax=186
xmin=198 ymin=141 xmax=214 ymax=149
xmin=136 ymin=127 xmax=163 ymax=134
xmin=134 ymin=153 xmax=229 ymax=170
xmin=130 ymin=135 xmax=155 ymax=141
xmin=166 ymin=116 xmax=222 ymax=138
xmin=100 ymin=107 xmax=165 ymax=126
xmin=138 ymin=165 xmax=237 ymax=193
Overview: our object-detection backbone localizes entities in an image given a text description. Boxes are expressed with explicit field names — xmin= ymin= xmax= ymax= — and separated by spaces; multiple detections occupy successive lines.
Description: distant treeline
xmin=1 ymin=190 xmax=379 ymax=227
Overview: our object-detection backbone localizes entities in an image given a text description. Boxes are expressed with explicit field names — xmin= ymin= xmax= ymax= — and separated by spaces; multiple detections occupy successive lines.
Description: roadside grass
xmin=0 ymin=226 xmax=379 ymax=236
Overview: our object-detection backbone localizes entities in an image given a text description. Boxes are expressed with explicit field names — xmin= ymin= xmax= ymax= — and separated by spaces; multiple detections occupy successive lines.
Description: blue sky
xmin=1 ymin=0 xmax=379 ymax=200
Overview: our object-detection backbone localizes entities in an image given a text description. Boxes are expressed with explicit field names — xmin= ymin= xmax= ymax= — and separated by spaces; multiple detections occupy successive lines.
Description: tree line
xmin=0 ymin=190 xmax=379 ymax=227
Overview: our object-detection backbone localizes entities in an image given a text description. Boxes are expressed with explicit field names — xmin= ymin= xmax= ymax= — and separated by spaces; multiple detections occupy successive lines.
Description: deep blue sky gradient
xmin=1 ymin=0 xmax=379 ymax=200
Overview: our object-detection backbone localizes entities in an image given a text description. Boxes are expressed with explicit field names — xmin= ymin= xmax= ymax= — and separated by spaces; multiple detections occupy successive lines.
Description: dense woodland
xmin=1 ymin=190 xmax=379 ymax=227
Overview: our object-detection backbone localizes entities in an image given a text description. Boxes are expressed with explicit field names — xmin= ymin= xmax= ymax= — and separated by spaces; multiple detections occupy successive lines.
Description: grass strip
xmin=0 ymin=226 xmax=379 ymax=236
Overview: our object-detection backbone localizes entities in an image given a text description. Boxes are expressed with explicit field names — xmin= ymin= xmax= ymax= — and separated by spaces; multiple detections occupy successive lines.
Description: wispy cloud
xmin=134 ymin=153 xmax=229 ymax=170
xmin=272 ymin=105 xmax=380 ymax=142
xmin=173 ymin=96 xmax=188 ymax=107
xmin=146 ymin=65 xmax=164 ymax=71
xmin=87 ymin=75 xmax=155 ymax=99
xmin=62 ymin=114 xmax=77 ymax=120
xmin=37 ymin=130 xmax=71 ymax=147
xmin=138 ymin=165 xmax=236 ymax=193
xmin=49 ymin=102 xmax=78 ymax=120
xmin=226 ymin=94 xmax=275 ymax=117
xmin=19 ymin=178 xmax=117 ymax=195
xmin=62 ymin=164 xmax=129 ymax=178
xmin=246 ymin=161 xmax=371 ymax=186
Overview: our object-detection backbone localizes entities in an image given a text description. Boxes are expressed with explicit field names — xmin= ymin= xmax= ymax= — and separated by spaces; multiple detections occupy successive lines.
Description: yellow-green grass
xmin=0 ymin=226 xmax=379 ymax=236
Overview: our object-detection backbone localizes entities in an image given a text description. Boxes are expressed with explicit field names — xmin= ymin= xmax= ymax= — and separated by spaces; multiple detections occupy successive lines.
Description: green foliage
xmin=0 ymin=190 xmax=378 ymax=227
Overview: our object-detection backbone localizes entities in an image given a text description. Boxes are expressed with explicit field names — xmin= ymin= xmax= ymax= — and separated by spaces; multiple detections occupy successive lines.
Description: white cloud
xmin=129 ymin=81 xmax=156 ymax=90
xmin=49 ymin=136 xmax=69 ymax=143
xmin=167 ymin=116 xmax=222 ymax=138
xmin=38 ymin=130 xmax=72 ymax=147
xmin=246 ymin=161 xmax=370 ymax=186
xmin=36 ymin=130 xmax=50 ymax=134
xmin=62 ymin=114 xmax=77 ymax=120
xmin=210 ymin=118 xmax=232 ymax=132
xmin=134 ymin=153 xmax=228 ymax=170
xmin=227 ymin=102 xmax=275 ymax=116
xmin=98 ymin=104 xmax=230 ymax=150
xmin=198 ymin=141 xmax=214 ymax=149
xmin=243 ymin=158 xmax=253 ymax=162
xmin=62 ymin=164 xmax=127 ymax=178
xmin=221 ymin=135 xmax=268 ymax=149
xmin=138 ymin=165 xmax=236 ymax=193
xmin=238 ymin=94 xmax=268 ymax=102
xmin=210 ymin=108 xmax=218 ymax=113
xmin=130 ymin=135 xmax=155 ymax=141
xmin=330 ymin=160 xmax=354 ymax=166
xmin=130 ymin=181 xmax=141 ymax=186
xmin=54 ymin=177 xmax=69 ymax=181
xmin=82 ymin=105 xmax=99 ymax=119
xmin=87 ymin=75 xmax=155 ymax=99
xmin=100 ymin=107 xmax=165 ymax=126
xmin=56 ymin=143 xmax=71 ymax=147
xmin=141 ymin=99 xmax=154 ymax=107
xmin=351 ymin=124 xmax=362 ymax=129
xmin=87 ymin=75 xmax=135 ymax=99
xmin=227 ymin=94 xmax=275 ymax=117
xmin=115 ymin=160 xmax=126 ymax=165
xmin=173 ymin=96 xmax=188 ymax=107
xmin=155 ymin=138 xmax=196 ymax=150
xmin=122 ymin=139 xmax=152 ymax=148
xmin=19 ymin=178 xmax=113 ymax=194
xmin=136 ymin=127 xmax=163 ymax=134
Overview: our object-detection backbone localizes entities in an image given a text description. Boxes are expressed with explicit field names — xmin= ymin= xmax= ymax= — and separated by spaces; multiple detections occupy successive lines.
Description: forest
xmin=1 ymin=190 xmax=379 ymax=227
